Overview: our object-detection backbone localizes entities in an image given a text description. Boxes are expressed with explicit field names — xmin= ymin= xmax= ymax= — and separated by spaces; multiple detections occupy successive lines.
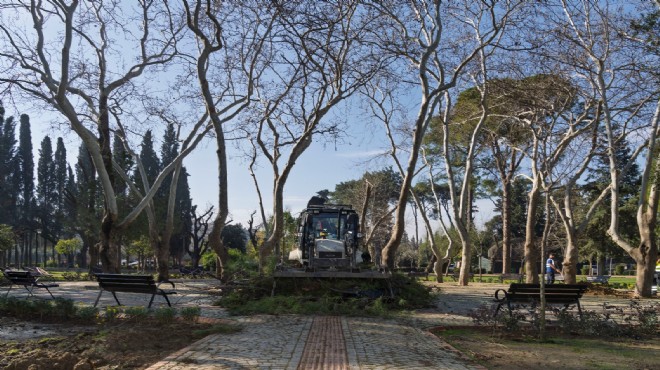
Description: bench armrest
xmin=493 ymin=288 xmax=508 ymax=302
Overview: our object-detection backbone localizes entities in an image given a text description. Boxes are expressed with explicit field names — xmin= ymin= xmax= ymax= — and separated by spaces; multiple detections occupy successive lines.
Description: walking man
xmin=546 ymin=253 xmax=561 ymax=284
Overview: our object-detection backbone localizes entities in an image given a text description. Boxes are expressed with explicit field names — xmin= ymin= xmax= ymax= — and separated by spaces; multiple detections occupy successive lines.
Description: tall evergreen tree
xmin=159 ymin=123 xmax=190 ymax=262
xmin=112 ymin=134 xmax=132 ymax=196
xmin=0 ymin=103 xmax=19 ymax=227
xmin=54 ymin=138 xmax=67 ymax=210
xmin=137 ymin=130 xmax=160 ymax=193
xmin=17 ymin=114 xmax=34 ymax=227
xmin=171 ymin=167 xmax=192 ymax=263
xmin=53 ymin=138 xmax=68 ymax=241
xmin=74 ymin=144 xmax=101 ymax=268
xmin=37 ymin=136 xmax=57 ymax=244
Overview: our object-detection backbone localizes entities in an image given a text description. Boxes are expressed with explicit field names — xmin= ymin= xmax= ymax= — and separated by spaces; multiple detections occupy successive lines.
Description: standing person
xmin=546 ymin=253 xmax=561 ymax=284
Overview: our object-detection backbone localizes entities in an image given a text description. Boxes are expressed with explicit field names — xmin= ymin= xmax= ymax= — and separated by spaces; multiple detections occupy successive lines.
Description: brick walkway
xmin=298 ymin=316 xmax=348 ymax=369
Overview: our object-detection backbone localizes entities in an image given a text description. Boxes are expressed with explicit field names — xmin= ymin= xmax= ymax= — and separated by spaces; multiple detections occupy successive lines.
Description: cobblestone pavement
xmin=3 ymin=279 xmax=655 ymax=369
xmin=145 ymin=315 xmax=483 ymax=370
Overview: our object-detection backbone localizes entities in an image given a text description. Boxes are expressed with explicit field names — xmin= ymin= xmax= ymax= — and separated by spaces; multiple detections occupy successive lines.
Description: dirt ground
xmin=0 ymin=316 xmax=220 ymax=370
xmin=433 ymin=326 xmax=660 ymax=370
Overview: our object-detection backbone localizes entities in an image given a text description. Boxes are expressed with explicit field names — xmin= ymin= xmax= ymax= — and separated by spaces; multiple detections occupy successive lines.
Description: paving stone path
xmin=145 ymin=315 xmax=482 ymax=370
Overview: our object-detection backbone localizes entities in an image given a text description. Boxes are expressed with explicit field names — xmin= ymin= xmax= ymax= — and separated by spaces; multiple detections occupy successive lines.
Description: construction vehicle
xmin=287 ymin=204 xmax=362 ymax=271
xmin=272 ymin=200 xmax=391 ymax=296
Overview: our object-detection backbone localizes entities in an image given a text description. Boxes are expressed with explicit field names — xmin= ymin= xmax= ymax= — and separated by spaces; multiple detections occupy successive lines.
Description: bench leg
xmin=24 ymin=285 xmax=35 ymax=298
xmin=43 ymin=287 xmax=55 ymax=299
xmin=94 ymin=290 xmax=103 ymax=307
xmin=493 ymin=302 xmax=503 ymax=318
xmin=161 ymin=294 xmax=173 ymax=307
xmin=110 ymin=291 xmax=122 ymax=306
xmin=576 ymin=301 xmax=583 ymax=320
xmin=148 ymin=294 xmax=156 ymax=308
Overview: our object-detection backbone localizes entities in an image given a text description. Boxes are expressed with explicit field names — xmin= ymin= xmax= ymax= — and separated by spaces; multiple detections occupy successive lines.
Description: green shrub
xmin=62 ymin=271 xmax=82 ymax=281
xmin=104 ymin=306 xmax=121 ymax=322
xmin=226 ymin=248 xmax=259 ymax=279
xmin=32 ymin=299 xmax=53 ymax=319
xmin=366 ymin=297 xmax=388 ymax=316
xmin=76 ymin=306 xmax=99 ymax=322
xmin=180 ymin=306 xmax=202 ymax=322
xmin=52 ymin=298 xmax=77 ymax=319
xmin=615 ymin=264 xmax=625 ymax=275
xmin=200 ymin=250 xmax=217 ymax=271
xmin=153 ymin=307 xmax=177 ymax=324
xmin=124 ymin=306 xmax=149 ymax=321
xmin=581 ymin=266 xmax=590 ymax=275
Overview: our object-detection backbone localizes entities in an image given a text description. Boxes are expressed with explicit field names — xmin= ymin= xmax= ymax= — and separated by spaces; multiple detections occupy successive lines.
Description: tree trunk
xmin=562 ymin=231 xmax=579 ymax=284
xmin=501 ymin=181 xmax=512 ymax=274
xmin=207 ymin=124 xmax=230 ymax=280
xmin=632 ymin=244 xmax=657 ymax=297
xmin=260 ymin=179 xmax=285 ymax=269
xmin=99 ymin=214 xmax=120 ymax=273
xmin=524 ymin=179 xmax=541 ymax=283
xmin=153 ymin=237 xmax=170 ymax=282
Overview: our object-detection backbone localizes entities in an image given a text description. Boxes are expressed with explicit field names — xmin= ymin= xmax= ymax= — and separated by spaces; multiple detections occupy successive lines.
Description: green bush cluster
xmin=216 ymin=273 xmax=435 ymax=317
xmin=153 ymin=307 xmax=177 ymax=324
xmin=180 ymin=306 xmax=202 ymax=322
xmin=0 ymin=296 xmax=98 ymax=323
xmin=0 ymin=296 xmax=205 ymax=324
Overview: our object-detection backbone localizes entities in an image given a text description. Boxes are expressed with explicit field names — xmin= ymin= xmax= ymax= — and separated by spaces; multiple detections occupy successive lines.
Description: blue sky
xmin=3 ymin=96 xmax=495 ymax=239
xmin=9 ymin=102 xmax=399 ymax=229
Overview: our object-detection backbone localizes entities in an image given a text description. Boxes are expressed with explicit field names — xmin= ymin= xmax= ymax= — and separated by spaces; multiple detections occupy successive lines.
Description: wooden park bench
xmin=493 ymin=283 xmax=588 ymax=318
xmin=93 ymin=273 xmax=176 ymax=308
xmin=498 ymin=273 xmax=523 ymax=283
xmin=2 ymin=270 xmax=59 ymax=299
xmin=586 ymin=275 xmax=610 ymax=284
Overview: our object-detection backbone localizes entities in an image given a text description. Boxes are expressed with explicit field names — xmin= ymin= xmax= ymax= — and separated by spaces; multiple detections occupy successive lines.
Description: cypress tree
xmin=53 ymin=138 xmax=67 ymax=241
xmin=74 ymin=144 xmax=101 ymax=268
xmin=137 ymin=130 xmax=160 ymax=193
xmin=54 ymin=138 xmax=67 ymax=211
xmin=17 ymin=114 xmax=35 ymax=227
xmin=0 ymin=104 xmax=18 ymax=226
xmin=37 ymin=136 xmax=57 ymax=244
xmin=112 ymin=134 xmax=132 ymax=196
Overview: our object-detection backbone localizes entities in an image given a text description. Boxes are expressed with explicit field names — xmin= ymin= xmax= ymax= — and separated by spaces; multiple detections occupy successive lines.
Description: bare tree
xmin=182 ymin=0 xmax=276 ymax=280
xmin=250 ymin=1 xmax=382 ymax=270
xmin=540 ymin=0 xmax=659 ymax=295
xmin=188 ymin=205 xmax=213 ymax=268
xmin=0 ymin=0 xmax=196 ymax=273
xmin=367 ymin=1 xmax=520 ymax=284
